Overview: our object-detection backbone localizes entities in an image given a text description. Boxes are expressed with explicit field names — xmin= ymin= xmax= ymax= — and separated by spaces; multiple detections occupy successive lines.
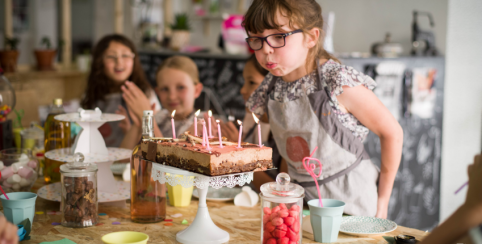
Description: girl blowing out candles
xmin=243 ymin=0 xmax=403 ymax=218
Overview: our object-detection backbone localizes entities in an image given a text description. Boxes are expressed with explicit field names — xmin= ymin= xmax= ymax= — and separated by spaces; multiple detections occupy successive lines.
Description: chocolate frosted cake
xmin=139 ymin=132 xmax=273 ymax=176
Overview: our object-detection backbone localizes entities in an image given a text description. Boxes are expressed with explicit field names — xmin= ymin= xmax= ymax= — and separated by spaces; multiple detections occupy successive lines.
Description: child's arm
xmin=0 ymin=216 xmax=18 ymax=244
xmin=418 ymin=155 xmax=482 ymax=244
xmin=337 ymin=85 xmax=403 ymax=219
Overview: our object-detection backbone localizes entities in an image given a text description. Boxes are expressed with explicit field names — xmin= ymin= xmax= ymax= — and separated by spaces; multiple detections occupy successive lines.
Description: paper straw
xmin=302 ymin=147 xmax=323 ymax=207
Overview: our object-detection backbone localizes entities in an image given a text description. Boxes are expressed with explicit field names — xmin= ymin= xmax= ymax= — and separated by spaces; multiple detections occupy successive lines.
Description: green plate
xmin=339 ymin=216 xmax=397 ymax=236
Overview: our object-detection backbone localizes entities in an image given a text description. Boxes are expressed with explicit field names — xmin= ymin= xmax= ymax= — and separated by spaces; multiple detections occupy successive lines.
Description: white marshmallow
xmin=11 ymin=184 xmax=20 ymax=191
xmin=16 ymin=154 xmax=29 ymax=166
xmin=0 ymin=161 xmax=4 ymax=171
xmin=19 ymin=178 xmax=31 ymax=187
xmin=11 ymin=163 xmax=22 ymax=173
xmin=6 ymin=174 xmax=21 ymax=184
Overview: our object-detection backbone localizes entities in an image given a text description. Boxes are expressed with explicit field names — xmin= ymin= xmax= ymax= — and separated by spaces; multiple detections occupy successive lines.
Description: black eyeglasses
xmin=245 ymin=29 xmax=303 ymax=51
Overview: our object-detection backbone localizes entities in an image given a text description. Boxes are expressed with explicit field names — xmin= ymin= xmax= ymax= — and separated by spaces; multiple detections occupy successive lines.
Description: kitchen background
xmin=0 ymin=0 xmax=480 ymax=233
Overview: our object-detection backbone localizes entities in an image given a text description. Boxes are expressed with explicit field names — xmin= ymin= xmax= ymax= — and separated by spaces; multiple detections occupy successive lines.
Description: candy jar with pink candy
xmin=0 ymin=148 xmax=39 ymax=193
xmin=260 ymin=173 xmax=304 ymax=244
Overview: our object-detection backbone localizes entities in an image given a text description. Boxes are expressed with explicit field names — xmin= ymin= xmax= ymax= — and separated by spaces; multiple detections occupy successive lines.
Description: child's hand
xmin=464 ymin=154 xmax=482 ymax=213
xmin=219 ymin=121 xmax=239 ymax=142
xmin=0 ymin=216 xmax=19 ymax=244
xmin=121 ymin=81 xmax=153 ymax=120
xmin=116 ymin=105 xmax=142 ymax=133
xmin=116 ymin=105 xmax=131 ymax=134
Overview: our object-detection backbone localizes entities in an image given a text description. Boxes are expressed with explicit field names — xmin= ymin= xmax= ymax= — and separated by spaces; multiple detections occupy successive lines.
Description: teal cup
xmin=308 ymin=199 xmax=345 ymax=243
xmin=0 ymin=192 xmax=37 ymax=229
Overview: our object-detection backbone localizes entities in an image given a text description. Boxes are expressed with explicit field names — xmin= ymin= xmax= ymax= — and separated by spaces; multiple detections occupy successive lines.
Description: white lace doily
xmin=151 ymin=163 xmax=253 ymax=189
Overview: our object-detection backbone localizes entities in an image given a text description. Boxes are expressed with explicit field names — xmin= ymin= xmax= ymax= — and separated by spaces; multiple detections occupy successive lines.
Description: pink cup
xmin=0 ymin=167 xmax=14 ymax=182
xmin=17 ymin=167 xmax=33 ymax=179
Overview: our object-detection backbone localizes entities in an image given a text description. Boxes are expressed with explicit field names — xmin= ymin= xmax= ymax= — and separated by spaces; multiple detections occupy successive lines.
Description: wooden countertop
xmin=4 ymin=178 xmax=428 ymax=244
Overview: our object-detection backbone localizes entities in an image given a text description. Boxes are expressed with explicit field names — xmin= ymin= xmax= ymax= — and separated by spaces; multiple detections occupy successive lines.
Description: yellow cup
xmin=101 ymin=231 xmax=149 ymax=244
xmin=13 ymin=128 xmax=23 ymax=149
xmin=167 ymin=174 xmax=194 ymax=207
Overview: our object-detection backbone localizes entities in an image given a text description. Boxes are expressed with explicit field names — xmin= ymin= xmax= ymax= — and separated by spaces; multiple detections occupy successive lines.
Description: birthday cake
xmin=138 ymin=132 xmax=273 ymax=176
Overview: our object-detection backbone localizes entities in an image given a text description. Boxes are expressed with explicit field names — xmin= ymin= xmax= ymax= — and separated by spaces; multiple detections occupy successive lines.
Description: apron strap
xmin=294 ymin=153 xmax=364 ymax=187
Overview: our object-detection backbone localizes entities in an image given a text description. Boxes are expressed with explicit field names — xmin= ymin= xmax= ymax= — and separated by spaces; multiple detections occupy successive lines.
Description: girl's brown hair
xmin=156 ymin=55 xmax=200 ymax=85
xmin=247 ymin=54 xmax=269 ymax=76
xmin=242 ymin=0 xmax=339 ymax=69
xmin=81 ymin=34 xmax=151 ymax=109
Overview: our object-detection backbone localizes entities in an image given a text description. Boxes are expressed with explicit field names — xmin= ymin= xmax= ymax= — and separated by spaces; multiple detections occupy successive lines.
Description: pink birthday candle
xmin=208 ymin=110 xmax=213 ymax=138
xmin=201 ymin=120 xmax=206 ymax=147
xmin=203 ymin=121 xmax=211 ymax=150
xmin=171 ymin=110 xmax=176 ymax=139
xmin=302 ymin=147 xmax=323 ymax=207
xmin=237 ymin=120 xmax=243 ymax=148
xmin=194 ymin=109 xmax=200 ymax=136
xmin=216 ymin=120 xmax=223 ymax=148
xmin=252 ymin=113 xmax=262 ymax=147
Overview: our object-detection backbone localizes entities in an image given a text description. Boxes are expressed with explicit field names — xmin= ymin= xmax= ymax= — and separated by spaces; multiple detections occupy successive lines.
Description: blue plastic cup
xmin=308 ymin=199 xmax=345 ymax=243
xmin=0 ymin=192 xmax=37 ymax=229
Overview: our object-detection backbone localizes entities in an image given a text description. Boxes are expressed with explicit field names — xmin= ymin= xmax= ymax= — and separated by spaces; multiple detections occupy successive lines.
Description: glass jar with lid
xmin=260 ymin=173 xmax=304 ymax=244
xmin=60 ymin=153 xmax=98 ymax=227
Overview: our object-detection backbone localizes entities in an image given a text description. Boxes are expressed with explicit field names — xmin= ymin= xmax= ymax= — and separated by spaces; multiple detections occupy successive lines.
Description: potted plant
xmin=0 ymin=37 xmax=20 ymax=72
xmin=170 ymin=13 xmax=191 ymax=51
xmin=34 ymin=36 xmax=57 ymax=71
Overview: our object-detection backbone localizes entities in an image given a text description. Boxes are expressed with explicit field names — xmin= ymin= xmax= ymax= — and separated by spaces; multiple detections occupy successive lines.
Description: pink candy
xmin=263 ymin=204 xmax=301 ymax=244
xmin=27 ymin=160 xmax=37 ymax=169
xmin=17 ymin=167 xmax=33 ymax=179
xmin=2 ymin=181 xmax=12 ymax=188
xmin=271 ymin=217 xmax=283 ymax=226
xmin=0 ymin=167 xmax=13 ymax=181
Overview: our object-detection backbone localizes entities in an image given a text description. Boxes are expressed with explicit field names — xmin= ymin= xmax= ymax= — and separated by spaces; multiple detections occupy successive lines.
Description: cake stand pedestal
xmin=45 ymin=110 xmax=130 ymax=193
xmin=151 ymin=163 xmax=254 ymax=244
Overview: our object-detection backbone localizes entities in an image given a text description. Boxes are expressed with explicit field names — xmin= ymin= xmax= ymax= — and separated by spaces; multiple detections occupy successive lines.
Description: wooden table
xmin=2 ymin=179 xmax=428 ymax=244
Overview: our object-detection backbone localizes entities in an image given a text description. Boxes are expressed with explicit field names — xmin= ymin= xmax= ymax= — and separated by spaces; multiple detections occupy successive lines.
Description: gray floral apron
xmin=266 ymin=61 xmax=380 ymax=216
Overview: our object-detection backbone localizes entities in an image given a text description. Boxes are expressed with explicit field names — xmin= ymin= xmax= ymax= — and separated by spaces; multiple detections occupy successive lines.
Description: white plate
xmin=54 ymin=113 xmax=125 ymax=122
xmin=111 ymin=163 xmax=128 ymax=175
xmin=192 ymin=187 xmax=242 ymax=202
xmin=339 ymin=216 xmax=397 ymax=236
xmin=45 ymin=148 xmax=131 ymax=163
xmin=37 ymin=181 xmax=130 ymax=202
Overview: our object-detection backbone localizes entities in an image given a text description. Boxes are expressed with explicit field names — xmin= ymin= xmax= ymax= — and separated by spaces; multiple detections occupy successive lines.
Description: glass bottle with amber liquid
xmin=44 ymin=98 xmax=71 ymax=183
xmin=130 ymin=110 xmax=166 ymax=223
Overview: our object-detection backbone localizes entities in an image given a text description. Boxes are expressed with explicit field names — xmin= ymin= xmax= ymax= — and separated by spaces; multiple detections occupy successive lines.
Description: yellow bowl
xmin=101 ymin=231 xmax=149 ymax=244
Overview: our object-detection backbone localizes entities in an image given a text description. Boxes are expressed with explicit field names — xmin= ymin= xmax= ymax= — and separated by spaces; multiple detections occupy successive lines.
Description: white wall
xmin=441 ymin=0 xmax=482 ymax=221
xmin=180 ymin=0 xmax=448 ymax=55
xmin=317 ymin=0 xmax=447 ymax=56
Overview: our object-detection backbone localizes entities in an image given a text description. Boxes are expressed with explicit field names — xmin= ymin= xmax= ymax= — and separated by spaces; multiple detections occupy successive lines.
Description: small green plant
xmin=40 ymin=36 xmax=52 ymax=49
xmin=4 ymin=37 xmax=20 ymax=50
xmin=171 ymin=13 xmax=190 ymax=31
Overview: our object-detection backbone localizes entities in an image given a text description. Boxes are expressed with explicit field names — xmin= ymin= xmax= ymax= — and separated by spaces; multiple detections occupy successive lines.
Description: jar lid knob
xmin=276 ymin=172 xmax=290 ymax=191
xmin=73 ymin=152 xmax=85 ymax=164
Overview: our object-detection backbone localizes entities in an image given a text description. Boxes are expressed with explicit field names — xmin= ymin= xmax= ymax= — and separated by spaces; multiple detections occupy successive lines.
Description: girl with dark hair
xmin=80 ymin=34 xmax=160 ymax=147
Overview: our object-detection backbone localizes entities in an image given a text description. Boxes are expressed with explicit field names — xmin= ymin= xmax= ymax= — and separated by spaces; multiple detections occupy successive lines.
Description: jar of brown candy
xmin=60 ymin=153 xmax=98 ymax=227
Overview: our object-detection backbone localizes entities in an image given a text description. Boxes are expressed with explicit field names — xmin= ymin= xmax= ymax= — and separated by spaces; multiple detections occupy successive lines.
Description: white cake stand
xmin=151 ymin=163 xmax=254 ymax=244
xmin=44 ymin=109 xmax=130 ymax=194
